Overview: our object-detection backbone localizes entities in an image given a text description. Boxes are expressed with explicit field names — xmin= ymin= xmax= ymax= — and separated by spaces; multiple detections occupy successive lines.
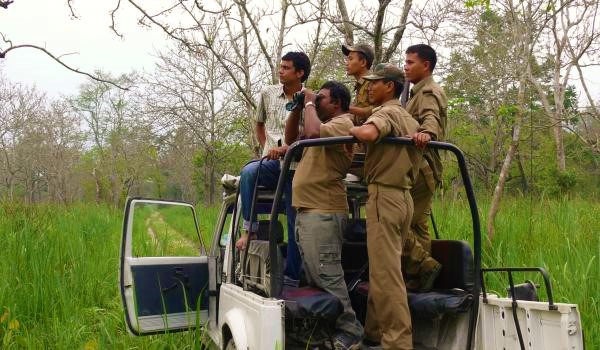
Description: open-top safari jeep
xmin=119 ymin=137 xmax=584 ymax=349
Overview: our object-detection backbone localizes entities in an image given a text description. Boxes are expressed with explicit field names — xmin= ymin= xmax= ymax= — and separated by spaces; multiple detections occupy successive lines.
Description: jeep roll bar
xmin=268 ymin=136 xmax=482 ymax=350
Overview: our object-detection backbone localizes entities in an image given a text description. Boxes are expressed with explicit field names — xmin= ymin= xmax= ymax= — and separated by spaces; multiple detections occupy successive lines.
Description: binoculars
xmin=285 ymin=91 xmax=305 ymax=111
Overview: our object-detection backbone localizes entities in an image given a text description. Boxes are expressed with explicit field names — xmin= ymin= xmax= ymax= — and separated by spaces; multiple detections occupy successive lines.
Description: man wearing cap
xmin=341 ymin=43 xmax=376 ymax=125
xmin=349 ymin=63 xmax=421 ymax=349
xmin=402 ymin=44 xmax=447 ymax=291
xmin=286 ymin=81 xmax=364 ymax=350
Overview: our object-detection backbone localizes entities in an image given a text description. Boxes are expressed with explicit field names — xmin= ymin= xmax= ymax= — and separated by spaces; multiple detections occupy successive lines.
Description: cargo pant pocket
xmin=318 ymin=244 xmax=343 ymax=286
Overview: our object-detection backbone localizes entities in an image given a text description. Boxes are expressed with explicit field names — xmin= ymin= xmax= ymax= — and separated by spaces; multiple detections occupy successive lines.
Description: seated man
xmin=235 ymin=52 xmax=311 ymax=283
xmin=286 ymin=81 xmax=364 ymax=349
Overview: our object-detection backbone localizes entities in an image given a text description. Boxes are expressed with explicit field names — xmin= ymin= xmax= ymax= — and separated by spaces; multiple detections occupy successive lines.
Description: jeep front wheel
xmin=225 ymin=338 xmax=236 ymax=350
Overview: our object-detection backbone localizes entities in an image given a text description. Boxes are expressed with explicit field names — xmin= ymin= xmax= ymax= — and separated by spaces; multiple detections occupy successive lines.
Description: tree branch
xmin=66 ymin=0 xmax=78 ymax=18
xmin=110 ymin=0 xmax=124 ymax=38
xmin=0 ymin=0 xmax=14 ymax=9
xmin=383 ymin=0 xmax=412 ymax=62
xmin=0 ymin=44 xmax=129 ymax=90
xmin=234 ymin=0 xmax=275 ymax=80
xmin=335 ymin=0 xmax=354 ymax=44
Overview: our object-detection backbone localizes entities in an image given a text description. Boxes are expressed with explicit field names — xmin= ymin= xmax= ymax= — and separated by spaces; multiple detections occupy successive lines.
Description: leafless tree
xmin=0 ymin=77 xmax=46 ymax=202
xmin=526 ymin=0 xmax=600 ymax=171
xmin=485 ymin=0 xmax=538 ymax=240
xmin=71 ymin=73 xmax=150 ymax=206
xmin=142 ymin=45 xmax=246 ymax=205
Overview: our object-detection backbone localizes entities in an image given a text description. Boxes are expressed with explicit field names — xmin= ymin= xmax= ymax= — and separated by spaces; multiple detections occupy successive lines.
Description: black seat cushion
xmin=430 ymin=240 xmax=474 ymax=291
xmin=352 ymin=282 xmax=473 ymax=321
xmin=255 ymin=220 xmax=284 ymax=243
xmin=407 ymin=289 xmax=473 ymax=319
xmin=344 ymin=218 xmax=366 ymax=242
xmin=281 ymin=286 xmax=342 ymax=322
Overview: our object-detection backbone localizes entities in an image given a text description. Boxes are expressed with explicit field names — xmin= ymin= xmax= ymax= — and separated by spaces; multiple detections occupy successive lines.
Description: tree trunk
xmin=553 ymin=122 xmax=566 ymax=171
xmin=273 ymin=0 xmax=289 ymax=84
xmin=372 ymin=1 xmax=390 ymax=65
xmin=488 ymin=120 xmax=504 ymax=188
xmin=336 ymin=0 xmax=354 ymax=45
xmin=516 ymin=152 xmax=528 ymax=194
xmin=487 ymin=79 xmax=526 ymax=240
xmin=92 ymin=167 xmax=101 ymax=203
xmin=110 ymin=174 xmax=120 ymax=208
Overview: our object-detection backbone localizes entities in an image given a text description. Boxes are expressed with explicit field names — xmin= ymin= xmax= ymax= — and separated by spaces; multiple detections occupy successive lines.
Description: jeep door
xmin=119 ymin=198 xmax=210 ymax=335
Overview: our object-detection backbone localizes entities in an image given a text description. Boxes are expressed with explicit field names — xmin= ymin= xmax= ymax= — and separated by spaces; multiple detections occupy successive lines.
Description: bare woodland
xmin=1 ymin=0 xmax=599 ymax=238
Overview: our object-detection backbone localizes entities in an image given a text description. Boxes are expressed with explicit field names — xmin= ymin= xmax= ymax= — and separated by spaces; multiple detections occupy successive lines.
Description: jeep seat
xmin=350 ymin=240 xmax=475 ymax=321
xmin=280 ymin=286 xmax=342 ymax=322
xmin=243 ymin=223 xmax=343 ymax=324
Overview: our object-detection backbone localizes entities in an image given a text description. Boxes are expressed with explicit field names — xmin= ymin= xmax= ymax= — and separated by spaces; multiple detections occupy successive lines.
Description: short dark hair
xmin=357 ymin=52 xmax=373 ymax=69
xmin=320 ymin=81 xmax=351 ymax=112
xmin=383 ymin=79 xmax=404 ymax=98
xmin=406 ymin=44 xmax=437 ymax=72
xmin=281 ymin=51 xmax=311 ymax=82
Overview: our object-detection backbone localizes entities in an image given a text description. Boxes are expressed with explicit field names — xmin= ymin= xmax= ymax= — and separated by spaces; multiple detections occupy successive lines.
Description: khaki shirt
xmin=364 ymin=100 xmax=421 ymax=189
xmin=292 ymin=114 xmax=354 ymax=212
xmin=405 ymin=76 xmax=448 ymax=183
xmin=352 ymin=78 xmax=373 ymax=125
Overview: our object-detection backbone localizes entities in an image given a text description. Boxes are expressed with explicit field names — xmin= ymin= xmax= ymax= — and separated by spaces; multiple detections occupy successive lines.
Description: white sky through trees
xmin=1 ymin=1 xmax=164 ymax=97
xmin=1 ymin=1 xmax=599 ymax=102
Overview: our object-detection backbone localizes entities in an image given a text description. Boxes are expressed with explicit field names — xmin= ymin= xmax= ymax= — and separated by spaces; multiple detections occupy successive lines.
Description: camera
xmin=285 ymin=91 xmax=305 ymax=111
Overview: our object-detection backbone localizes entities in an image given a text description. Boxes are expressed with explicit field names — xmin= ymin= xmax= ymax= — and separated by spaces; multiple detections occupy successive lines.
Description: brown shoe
xmin=418 ymin=260 xmax=442 ymax=292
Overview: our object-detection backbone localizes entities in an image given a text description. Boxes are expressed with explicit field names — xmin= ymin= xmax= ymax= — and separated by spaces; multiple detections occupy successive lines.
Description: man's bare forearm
xmin=285 ymin=109 xmax=301 ymax=145
xmin=303 ymin=104 xmax=321 ymax=139
xmin=349 ymin=105 xmax=373 ymax=120
xmin=350 ymin=124 xmax=379 ymax=143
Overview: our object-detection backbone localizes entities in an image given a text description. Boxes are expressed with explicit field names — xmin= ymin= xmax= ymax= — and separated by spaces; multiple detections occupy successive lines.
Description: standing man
xmin=235 ymin=52 xmax=311 ymax=284
xmin=402 ymin=44 xmax=448 ymax=291
xmin=350 ymin=63 xmax=421 ymax=349
xmin=285 ymin=81 xmax=364 ymax=350
xmin=342 ymin=43 xmax=375 ymax=124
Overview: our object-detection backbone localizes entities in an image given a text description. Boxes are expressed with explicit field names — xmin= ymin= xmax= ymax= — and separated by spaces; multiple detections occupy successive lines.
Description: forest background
xmin=0 ymin=0 xmax=599 ymax=348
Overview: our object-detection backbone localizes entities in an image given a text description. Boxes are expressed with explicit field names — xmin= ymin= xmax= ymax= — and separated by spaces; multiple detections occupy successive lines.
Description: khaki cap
xmin=341 ymin=43 xmax=375 ymax=64
xmin=363 ymin=63 xmax=405 ymax=83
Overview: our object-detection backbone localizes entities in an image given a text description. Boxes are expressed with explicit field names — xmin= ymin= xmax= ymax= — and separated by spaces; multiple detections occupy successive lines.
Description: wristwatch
xmin=305 ymin=101 xmax=315 ymax=108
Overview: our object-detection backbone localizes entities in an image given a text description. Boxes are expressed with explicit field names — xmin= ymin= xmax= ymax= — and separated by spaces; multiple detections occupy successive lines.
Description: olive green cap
xmin=363 ymin=63 xmax=405 ymax=83
xmin=341 ymin=43 xmax=375 ymax=64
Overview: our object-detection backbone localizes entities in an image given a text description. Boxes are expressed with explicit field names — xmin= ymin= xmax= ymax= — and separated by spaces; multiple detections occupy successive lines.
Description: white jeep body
xmin=120 ymin=194 xmax=585 ymax=350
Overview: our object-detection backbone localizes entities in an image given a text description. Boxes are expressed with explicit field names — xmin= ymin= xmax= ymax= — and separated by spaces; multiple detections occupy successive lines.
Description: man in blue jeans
xmin=235 ymin=51 xmax=311 ymax=283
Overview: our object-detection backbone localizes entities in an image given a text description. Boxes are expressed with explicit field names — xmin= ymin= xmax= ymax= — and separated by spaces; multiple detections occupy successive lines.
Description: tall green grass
xmin=0 ymin=202 xmax=214 ymax=349
xmin=433 ymin=196 xmax=599 ymax=347
xmin=0 ymin=198 xmax=596 ymax=348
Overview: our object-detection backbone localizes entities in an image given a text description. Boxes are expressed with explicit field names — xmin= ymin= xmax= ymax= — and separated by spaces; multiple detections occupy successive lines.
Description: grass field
xmin=0 ymin=196 xmax=597 ymax=348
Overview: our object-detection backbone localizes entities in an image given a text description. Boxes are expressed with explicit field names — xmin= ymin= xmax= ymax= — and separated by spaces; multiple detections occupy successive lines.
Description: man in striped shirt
xmin=235 ymin=52 xmax=311 ymax=284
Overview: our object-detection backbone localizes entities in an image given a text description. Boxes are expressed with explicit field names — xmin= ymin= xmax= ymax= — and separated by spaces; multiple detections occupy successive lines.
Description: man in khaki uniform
xmin=350 ymin=63 xmax=421 ymax=349
xmin=285 ymin=81 xmax=364 ymax=350
xmin=402 ymin=44 xmax=448 ymax=291
xmin=342 ymin=43 xmax=376 ymax=125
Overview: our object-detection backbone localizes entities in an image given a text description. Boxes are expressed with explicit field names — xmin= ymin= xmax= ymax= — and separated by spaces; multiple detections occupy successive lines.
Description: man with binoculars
xmin=285 ymin=81 xmax=364 ymax=350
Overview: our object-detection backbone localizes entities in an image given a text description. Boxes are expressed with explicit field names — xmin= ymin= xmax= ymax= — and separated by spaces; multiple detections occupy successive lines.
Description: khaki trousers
xmin=410 ymin=166 xmax=436 ymax=251
xmin=364 ymin=184 xmax=413 ymax=350
xmin=403 ymin=167 xmax=436 ymax=278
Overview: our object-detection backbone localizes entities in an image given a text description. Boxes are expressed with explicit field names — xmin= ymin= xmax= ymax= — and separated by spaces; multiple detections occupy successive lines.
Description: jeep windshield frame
xmin=268 ymin=136 xmax=482 ymax=350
